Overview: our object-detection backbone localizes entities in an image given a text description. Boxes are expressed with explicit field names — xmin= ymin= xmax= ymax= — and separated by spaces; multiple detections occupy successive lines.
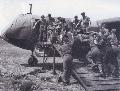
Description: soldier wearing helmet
xmin=56 ymin=17 xmax=62 ymax=29
xmin=72 ymin=16 xmax=81 ymax=30
xmin=46 ymin=14 xmax=56 ymax=42
xmin=47 ymin=14 xmax=55 ymax=26
xmin=39 ymin=15 xmax=47 ymax=42
xmin=34 ymin=15 xmax=46 ymax=42
xmin=108 ymin=29 xmax=118 ymax=46
xmin=40 ymin=15 xmax=46 ymax=25
xmin=80 ymin=12 xmax=91 ymax=32
xmin=72 ymin=15 xmax=81 ymax=36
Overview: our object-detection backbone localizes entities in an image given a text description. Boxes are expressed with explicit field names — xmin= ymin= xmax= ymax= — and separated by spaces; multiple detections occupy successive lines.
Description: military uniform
xmin=59 ymin=29 xmax=84 ymax=84
xmin=46 ymin=14 xmax=55 ymax=42
xmin=76 ymin=34 xmax=91 ymax=61
xmin=108 ymin=32 xmax=118 ymax=47
xmin=47 ymin=16 xmax=55 ymax=30
xmin=72 ymin=19 xmax=81 ymax=30
xmin=107 ymin=30 xmax=119 ymax=77
xmin=80 ymin=12 xmax=91 ymax=32
xmin=60 ymin=33 xmax=90 ymax=84
xmin=81 ymin=16 xmax=90 ymax=28
xmin=72 ymin=16 xmax=81 ymax=36
xmin=31 ymin=20 xmax=41 ymax=51
xmin=97 ymin=33 xmax=119 ymax=77
xmin=59 ymin=34 xmax=73 ymax=84
xmin=39 ymin=16 xmax=47 ymax=42
xmin=86 ymin=33 xmax=103 ymax=64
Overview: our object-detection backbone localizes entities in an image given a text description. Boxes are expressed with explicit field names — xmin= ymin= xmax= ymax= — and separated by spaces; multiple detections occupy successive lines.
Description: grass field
xmin=0 ymin=38 xmax=84 ymax=91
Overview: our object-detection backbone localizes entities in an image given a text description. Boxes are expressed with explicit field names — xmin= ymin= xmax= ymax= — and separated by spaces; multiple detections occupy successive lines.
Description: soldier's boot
xmin=57 ymin=76 xmax=70 ymax=86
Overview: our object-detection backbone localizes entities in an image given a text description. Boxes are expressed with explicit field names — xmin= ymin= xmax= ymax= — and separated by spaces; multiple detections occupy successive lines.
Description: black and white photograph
xmin=0 ymin=0 xmax=120 ymax=91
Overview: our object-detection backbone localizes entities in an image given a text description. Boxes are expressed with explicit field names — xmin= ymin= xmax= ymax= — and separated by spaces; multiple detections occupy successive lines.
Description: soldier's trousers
xmin=102 ymin=46 xmax=119 ymax=76
xmin=62 ymin=54 xmax=73 ymax=83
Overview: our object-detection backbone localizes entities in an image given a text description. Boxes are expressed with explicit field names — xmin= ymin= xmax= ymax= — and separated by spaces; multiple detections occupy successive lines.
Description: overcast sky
xmin=0 ymin=0 xmax=120 ymax=33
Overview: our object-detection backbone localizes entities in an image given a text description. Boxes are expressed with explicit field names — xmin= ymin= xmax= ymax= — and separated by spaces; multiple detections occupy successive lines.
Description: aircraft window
xmin=14 ymin=15 xmax=27 ymax=28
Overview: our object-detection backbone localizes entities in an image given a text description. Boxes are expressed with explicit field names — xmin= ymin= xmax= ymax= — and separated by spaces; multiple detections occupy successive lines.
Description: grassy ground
xmin=0 ymin=38 xmax=84 ymax=91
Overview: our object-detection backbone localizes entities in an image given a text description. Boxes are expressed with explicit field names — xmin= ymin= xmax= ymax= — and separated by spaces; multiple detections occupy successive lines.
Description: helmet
xmin=81 ymin=12 xmax=85 ymax=15
xmin=41 ymin=15 xmax=45 ymax=18
xmin=48 ymin=14 xmax=51 ymax=17
xmin=74 ymin=16 xmax=78 ymax=19
xmin=57 ymin=17 xmax=61 ymax=20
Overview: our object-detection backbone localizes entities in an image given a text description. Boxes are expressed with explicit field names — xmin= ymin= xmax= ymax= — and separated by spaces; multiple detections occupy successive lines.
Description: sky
xmin=0 ymin=0 xmax=120 ymax=33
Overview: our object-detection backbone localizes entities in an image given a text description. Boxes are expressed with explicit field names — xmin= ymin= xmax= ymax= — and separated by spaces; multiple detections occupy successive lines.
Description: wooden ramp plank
xmin=73 ymin=61 xmax=120 ymax=91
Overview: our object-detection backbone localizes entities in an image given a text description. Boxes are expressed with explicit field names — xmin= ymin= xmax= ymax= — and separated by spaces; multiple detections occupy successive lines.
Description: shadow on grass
xmin=20 ymin=63 xmax=63 ymax=71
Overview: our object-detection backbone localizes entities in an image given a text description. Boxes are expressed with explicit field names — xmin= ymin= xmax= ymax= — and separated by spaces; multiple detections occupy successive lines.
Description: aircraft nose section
xmin=0 ymin=14 xmax=40 ymax=50
xmin=0 ymin=26 xmax=32 ymax=50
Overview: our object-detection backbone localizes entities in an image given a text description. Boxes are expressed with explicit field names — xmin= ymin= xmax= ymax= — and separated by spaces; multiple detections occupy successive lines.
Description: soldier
xmin=58 ymin=30 xmax=91 ymax=86
xmin=108 ymin=29 xmax=118 ymax=47
xmin=60 ymin=18 xmax=67 ymax=30
xmin=46 ymin=14 xmax=55 ymax=42
xmin=74 ymin=31 xmax=91 ymax=64
xmin=55 ymin=17 xmax=63 ymax=35
xmin=86 ymin=32 xmax=104 ymax=73
xmin=41 ymin=15 xmax=46 ymax=24
xmin=58 ymin=31 xmax=74 ymax=85
xmin=72 ymin=16 xmax=81 ymax=31
xmin=62 ymin=25 xmax=73 ymax=44
xmin=56 ymin=17 xmax=62 ymax=26
xmin=32 ymin=19 xmax=41 ymax=45
xmin=39 ymin=15 xmax=47 ymax=42
xmin=96 ymin=27 xmax=119 ymax=77
xmin=80 ymin=12 xmax=91 ymax=33
xmin=47 ymin=14 xmax=55 ymax=27
xmin=108 ymin=29 xmax=120 ymax=77
xmin=99 ymin=24 xmax=109 ymax=36
xmin=60 ymin=18 xmax=68 ymax=37
xmin=72 ymin=16 xmax=81 ymax=36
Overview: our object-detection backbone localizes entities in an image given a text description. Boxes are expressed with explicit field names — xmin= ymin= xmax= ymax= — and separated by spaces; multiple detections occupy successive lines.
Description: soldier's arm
xmin=88 ymin=17 xmax=91 ymax=25
xmin=89 ymin=20 xmax=91 ymax=26
xmin=32 ymin=20 xmax=41 ymax=30
xmin=76 ymin=20 xmax=81 ymax=29
xmin=79 ymin=19 xmax=82 ymax=22
xmin=104 ymin=29 xmax=109 ymax=36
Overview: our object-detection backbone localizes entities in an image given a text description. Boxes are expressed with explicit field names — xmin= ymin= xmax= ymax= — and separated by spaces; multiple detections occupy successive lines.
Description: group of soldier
xmin=33 ymin=12 xmax=91 ymax=42
xmin=33 ymin=12 xmax=120 ymax=86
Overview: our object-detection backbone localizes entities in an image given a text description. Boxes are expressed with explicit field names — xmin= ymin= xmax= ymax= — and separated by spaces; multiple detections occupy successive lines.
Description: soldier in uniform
xmin=72 ymin=16 xmax=81 ymax=36
xmin=58 ymin=29 xmax=74 ymax=85
xmin=74 ymin=31 xmax=91 ymax=64
xmin=99 ymin=24 xmax=109 ymax=36
xmin=62 ymin=25 xmax=73 ymax=44
xmin=58 ymin=28 xmax=91 ymax=86
xmin=61 ymin=18 xmax=67 ymax=31
xmin=46 ymin=14 xmax=55 ymax=42
xmin=95 ymin=27 xmax=119 ymax=77
xmin=47 ymin=14 xmax=55 ymax=27
xmin=55 ymin=17 xmax=63 ymax=35
xmin=80 ymin=12 xmax=91 ymax=33
xmin=46 ymin=13 xmax=55 ymax=32
xmin=32 ymin=19 xmax=41 ymax=51
xmin=39 ymin=15 xmax=47 ymax=42
xmin=108 ymin=29 xmax=118 ymax=47
xmin=56 ymin=17 xmax=62 ymax=26
xmin=108 ymin=29 xmax=120 ymax=77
